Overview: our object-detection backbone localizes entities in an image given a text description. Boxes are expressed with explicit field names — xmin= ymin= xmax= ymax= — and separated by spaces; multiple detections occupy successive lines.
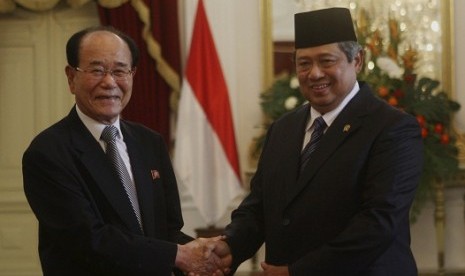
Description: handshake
xmin=176 ymin=235 xmax=232 ymax=276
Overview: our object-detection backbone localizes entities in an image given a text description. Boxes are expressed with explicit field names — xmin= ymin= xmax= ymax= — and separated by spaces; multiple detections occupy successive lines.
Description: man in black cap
xmin=209 ymin=7 xmax=423 ymax=275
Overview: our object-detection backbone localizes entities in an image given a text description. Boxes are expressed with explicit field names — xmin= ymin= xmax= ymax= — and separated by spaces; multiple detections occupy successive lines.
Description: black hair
xmin=66 ymin=25 xmax=140 ymax=68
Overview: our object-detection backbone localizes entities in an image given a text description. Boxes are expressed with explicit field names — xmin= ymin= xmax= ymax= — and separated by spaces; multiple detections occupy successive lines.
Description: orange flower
xmin=402 ymin=48 xmax=418 ymax=72
xmin=416 ymin=115 xmax=426 ymax=127
xmin=434 ymin=123 xmax=444 ymax=134
xmin=388 ymin=18 xmax=400 ymax=41
xmin=367 ymin=30 xmax=383 ymax=57
xmin=387 ymin=45 xmax=398 ymax=61
xmin=378 ymin=86 xmax=389 ymax=97
xmin=388 ymin=96 xmax=398 ymax=106
xmin=440 ymin=133 xmax=450 ymax=144
xmin=421 ymin=128 xmax=428 ymax=138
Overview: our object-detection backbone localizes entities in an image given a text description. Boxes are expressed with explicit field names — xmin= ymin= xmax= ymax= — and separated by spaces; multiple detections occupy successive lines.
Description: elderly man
xmin=23 ymin=26 xmax=229 ymax=276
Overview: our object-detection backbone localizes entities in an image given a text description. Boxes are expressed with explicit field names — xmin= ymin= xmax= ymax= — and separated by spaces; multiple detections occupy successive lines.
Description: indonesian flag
xmin=174 ymin=0 xmax=243 ymax=226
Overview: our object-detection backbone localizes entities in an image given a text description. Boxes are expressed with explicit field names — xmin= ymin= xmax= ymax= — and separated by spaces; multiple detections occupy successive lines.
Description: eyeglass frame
xmin=74 ymin=66 xmax=135 ymax=81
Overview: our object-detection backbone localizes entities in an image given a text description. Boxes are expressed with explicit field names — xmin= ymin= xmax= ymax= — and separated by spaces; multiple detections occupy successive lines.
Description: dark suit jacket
xmin=225 ymin=82 xmax=423 ymax=276
xmin=23 ymin=107 xmax=192 ymax=276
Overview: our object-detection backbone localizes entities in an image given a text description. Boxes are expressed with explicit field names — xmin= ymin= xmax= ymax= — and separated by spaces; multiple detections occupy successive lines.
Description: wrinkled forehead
xmin=80 ymin=31 xmax=126 ymax=49
xmin=79 ymin=31 xmax=132 ymax=66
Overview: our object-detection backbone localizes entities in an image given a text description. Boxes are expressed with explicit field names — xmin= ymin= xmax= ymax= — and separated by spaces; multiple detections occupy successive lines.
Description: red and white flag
xmin=174 ymin=0 xmax=243 ymax=226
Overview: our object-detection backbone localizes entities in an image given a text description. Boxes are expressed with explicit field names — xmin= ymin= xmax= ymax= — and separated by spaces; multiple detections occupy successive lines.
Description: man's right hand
xmin=176 ymin=236 xmax=232 ymax=276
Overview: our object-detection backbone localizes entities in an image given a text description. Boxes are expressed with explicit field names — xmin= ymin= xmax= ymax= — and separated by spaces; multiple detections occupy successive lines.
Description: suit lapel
xmin=68 ymin=109 xmax=143 ymax=234
xmin=286 ymin=87 xmax=372 ymax=206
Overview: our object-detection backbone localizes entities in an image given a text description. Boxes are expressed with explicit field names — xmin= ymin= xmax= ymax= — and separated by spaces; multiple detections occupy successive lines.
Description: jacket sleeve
xmin=223 ymin=124 xmax=278 ymax=270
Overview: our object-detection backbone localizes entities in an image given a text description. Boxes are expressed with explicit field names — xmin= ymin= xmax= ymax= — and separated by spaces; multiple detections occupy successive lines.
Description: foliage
xmin=252 ymin=74 xmax=306 ymax=158
xmin=356 ymin=9 xmax=461 ymax=221
xmin=253 ymin=9 xmax=461 ymax=222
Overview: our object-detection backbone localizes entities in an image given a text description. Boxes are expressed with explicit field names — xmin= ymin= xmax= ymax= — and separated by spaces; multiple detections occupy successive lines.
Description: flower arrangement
xmin=252 ymin=9 xmax=461 ymax=221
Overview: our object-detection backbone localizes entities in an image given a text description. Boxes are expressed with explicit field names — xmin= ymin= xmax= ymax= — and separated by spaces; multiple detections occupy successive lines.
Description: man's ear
xmin=65 ymin=65 xmax=74 ymax=80
xmin=354 ymin=49 xmax=365 ymax=73
xmin=64 ymin=65 xmax=76 ymax=93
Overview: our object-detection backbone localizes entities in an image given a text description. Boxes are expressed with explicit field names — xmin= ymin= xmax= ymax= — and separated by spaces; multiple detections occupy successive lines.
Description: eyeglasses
xmin=74 ymin=66 xmax=134 ymax=81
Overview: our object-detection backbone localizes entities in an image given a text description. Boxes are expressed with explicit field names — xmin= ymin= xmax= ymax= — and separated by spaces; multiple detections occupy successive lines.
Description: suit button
xmin=282 ymin=218 xmax=290 ymax=226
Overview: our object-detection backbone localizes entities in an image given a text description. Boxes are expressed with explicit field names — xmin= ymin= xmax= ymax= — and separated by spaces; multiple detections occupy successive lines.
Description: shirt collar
xmin=75 ymin=105 xmax=122 ymax=142
xmin=307 ymin=81 xmax=360 ymax=131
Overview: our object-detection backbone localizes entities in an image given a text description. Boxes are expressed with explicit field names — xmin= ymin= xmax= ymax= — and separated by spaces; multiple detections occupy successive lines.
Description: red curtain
xmin=98 ymin=0 xmax=180 ymax=145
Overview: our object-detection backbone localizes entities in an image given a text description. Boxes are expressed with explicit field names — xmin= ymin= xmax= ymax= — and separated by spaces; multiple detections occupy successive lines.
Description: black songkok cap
xmin=294 ymin=7 xmax=357 ymax=48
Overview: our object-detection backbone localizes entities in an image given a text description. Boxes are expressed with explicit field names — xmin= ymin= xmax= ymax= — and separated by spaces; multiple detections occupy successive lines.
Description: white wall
xmin=0 ymin=3 xmax=99 ymax=275
xmin=411 ymin=186 xmax=465 ymax=272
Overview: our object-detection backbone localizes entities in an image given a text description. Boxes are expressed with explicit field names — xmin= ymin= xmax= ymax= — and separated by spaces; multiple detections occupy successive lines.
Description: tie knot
xmin=313 ymin=116 xmax=326 ymax=130
xmin=101 ymin=125 xmax=119 ymax=143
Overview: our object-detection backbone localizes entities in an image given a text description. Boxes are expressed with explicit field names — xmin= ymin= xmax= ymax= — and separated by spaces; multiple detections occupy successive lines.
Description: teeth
xmin=312 ymin=84 xmax=328 ymax=89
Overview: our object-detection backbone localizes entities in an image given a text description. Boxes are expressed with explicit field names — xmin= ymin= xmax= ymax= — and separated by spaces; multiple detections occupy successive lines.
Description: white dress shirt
xmin=302 ymin=81 xmax=360 ymax=149
xmin=75 ymin=106 xmax=135 ymax=183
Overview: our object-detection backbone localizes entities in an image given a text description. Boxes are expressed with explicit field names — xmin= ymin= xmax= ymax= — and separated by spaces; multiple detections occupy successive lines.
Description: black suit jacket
xmin=23 ymin=107 xmax=192 ymax=276
xmin=225 ymin=82 xmax=423 ymax=275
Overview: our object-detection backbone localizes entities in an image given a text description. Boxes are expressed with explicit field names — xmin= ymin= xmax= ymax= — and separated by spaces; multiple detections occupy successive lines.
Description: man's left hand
xmin=261 ymin=262 xmax=289 ymax=276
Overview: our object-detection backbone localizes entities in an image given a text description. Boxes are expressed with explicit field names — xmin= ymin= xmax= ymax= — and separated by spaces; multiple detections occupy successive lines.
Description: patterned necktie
xmin=101 ymin=125 xmax=142 ymax=228
xmin=300 ymin=116 xmax=326 ymax=172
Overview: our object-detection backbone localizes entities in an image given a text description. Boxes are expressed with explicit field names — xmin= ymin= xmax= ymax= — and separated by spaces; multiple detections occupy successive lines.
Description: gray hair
xmin=293 ymin=40 xmax=363 ymax=64
xmin=337 ymin=41 xmax=363 ymax=62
